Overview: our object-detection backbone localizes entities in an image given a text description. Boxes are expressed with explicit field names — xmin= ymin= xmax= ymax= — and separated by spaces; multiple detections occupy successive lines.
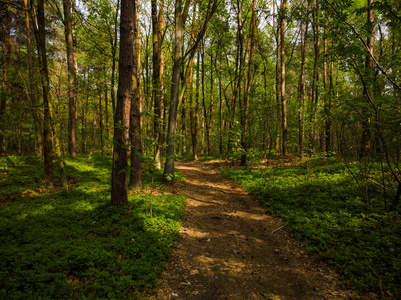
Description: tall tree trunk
xmin=326 ymin=50 xmax=334 ymax=153
xmin=208 ymin=49 xmax=214 ymax=155
xmin=280 ymin=0 xmax=287 ymax=155
xmin=164 ymin=0 xmax=186 ymax=179
xmin=110 ymin=0 xmax=120 ymax=118
xmin=194 ymin=48 xmax=200 ymax=159
xmin=63 ymin=0 xmax=77 ymax=158
xmin=189 ymin=1 xmax=198 ymax=160
xmin=0 ymin=6 xmax=12 ymax=154
xmin=201 ymin=44 xmax=210 ymax=155
xmin=152 ymin=0 xmax=163 ymax=169
xmin=322 ymin=27 xmax=328 ymax=153
xmin=241 ymin=0 xmax=256 ymax=165
xmin=298 ymin=1 xmax=310 ymax=157
xmin=310 ymin=0 xmax=320 ymax=153
xmin=274 ymin=0 xmax=280 ymax=152
xmin=35 ymin=0 xmax=54 ymax=188
xmin=130 ymin=0 xmax=143 ymax=188
xmin=237 ymin=0 xmax=245 ymax=158
xmin=111 ymin=0 xmax=135 ymax=205
xmin=25 ymin=0 xmax=43 ymax=159
xmin=360 ymin=0 xmax=374 ymax=158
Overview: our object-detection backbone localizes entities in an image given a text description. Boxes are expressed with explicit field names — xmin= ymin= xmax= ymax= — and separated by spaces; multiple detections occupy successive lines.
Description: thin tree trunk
xmin=152 ymin=0 xmax=163 ymax=169
xmin=280 ymin=0 xmax=287 ymax=155
xmin=49 ymin=102 xmax=69 ymax=193
xmin=63 ymin=0 xmax=77 ymax=158
xmin=208 ymin=49 xmax=214 ymax=155
xmin=360 ymin=0 xmax=374 ymax=158
xmin=110 ymin=0 xmax=119 ymax=118
xmin=298 ymin=1 xmax=309 ymax=157
xmin=241 ymin=0 xmax=256 ymax=165
xmin=310 ymin=0 xmax=320 ymax=153
xmin=194 ymin=48 xmax=200 ymax=159
xmin=189 ymin=1 xmax=198 ymax=160
xmin=111 ymin=0 xmax=135 ymax=205
xmin=237 ymin=0 xmax=245 ymax=158
xmin=98 ymin=90 xmax=103 ymax=155
xmin=25 ymin=0 xmax=43 ymax=159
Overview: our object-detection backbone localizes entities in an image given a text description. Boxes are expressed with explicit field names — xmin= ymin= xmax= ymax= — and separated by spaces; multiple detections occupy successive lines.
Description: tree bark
xmin=360 ymin=0 xmax=374 ymax=158
xmin=298 ymin=1 xmax=309 ymax=157
xmin=130 ymin=0 xmax=143 ymax=188
xmin=164 ymin=0 xmax=185 ymax=180
xmin=310 ymin=0 xmax=320 ymax=153
xmin=24 ymin=0 xmax=43 ymax=159
xmin=0 ymin=6 xmax=12 ymax=155
xmin=152 ymin=0 xmax=164 ymax=169
xmin=280 ymin=0 xmax=288 ymax=155
xmin=111 ymin=0 xmax=135 ymax=205
xmin=241 ymin=0 xmax=256 ymax=165
xmin=63 ymin=0 xmax=77 ymax=158
xmin=35 ymin=0 xmax=54 ymax=189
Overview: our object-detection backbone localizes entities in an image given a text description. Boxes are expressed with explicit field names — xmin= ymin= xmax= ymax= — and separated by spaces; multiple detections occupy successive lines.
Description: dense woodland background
xmin=0 ymin=0 xmax=400 ymax=175
xmin=1 ymin=0 xmax=401 ymax=297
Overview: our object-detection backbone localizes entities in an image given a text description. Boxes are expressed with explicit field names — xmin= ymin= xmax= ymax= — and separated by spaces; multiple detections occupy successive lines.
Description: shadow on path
xmin=154 ymin=161 xmax=353 ymax=300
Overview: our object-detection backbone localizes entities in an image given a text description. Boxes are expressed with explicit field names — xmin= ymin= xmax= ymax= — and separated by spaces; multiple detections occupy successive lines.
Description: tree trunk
xmin=25 ymin=0 xmax=43 ymax=159
xmin=360 ymin=0 xmax=374 ymax=158
xmin=237 ymin=0 xmax=245 ymax=160
xmin=152 ymin=0 xmax=163 ymax=169
xmin=189 ymin=1 xmax=198 ymax=160
xmin=49 ymin=102 xmax=69 ymax=193
xmin=35 ymin=0 xmax=54 ymax=189
xmin=110 ymin=0 xmax=119 ymax=118
xmin=280 ymin=0 xmax=287 ymax=155
xmin=194 ymin=48 xmax=200 ymax=159
xmin=63 ymin=0 xmax=77 ymax=158
xmin=298 ymin=2 xmax=309 ymax=157
xmin=0 ymin=6 xmax=12 ymax=155
xmin=111 ymin=0 xmax=135 ymax=205
xmin=98 ymin=90 xmax=103 ymax=155
xmin=164 ymin=0 xmax=184 ymax=180
xmin=310 ymin=0 xmax=320 ymax=153
xmin=130 ymin=0 xmax=143 ymax=188
xmin=241 ymin=0 xmax=256 ymax=165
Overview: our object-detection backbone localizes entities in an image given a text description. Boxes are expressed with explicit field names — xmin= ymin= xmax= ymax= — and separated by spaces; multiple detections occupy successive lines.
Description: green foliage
xmin=0 ymin=155 xmax=186 ymax=299
xmin=222 ymin=157 xmax=401 ymax=297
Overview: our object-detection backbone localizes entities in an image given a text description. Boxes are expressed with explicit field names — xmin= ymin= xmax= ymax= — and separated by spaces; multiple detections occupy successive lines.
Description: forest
xmin=0 ymin=0 xmax=401 ymax=298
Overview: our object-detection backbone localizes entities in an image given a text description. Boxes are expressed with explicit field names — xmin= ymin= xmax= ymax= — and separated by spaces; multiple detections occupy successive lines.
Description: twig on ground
xmin=272 ymin=224 xmax=286 ymax=234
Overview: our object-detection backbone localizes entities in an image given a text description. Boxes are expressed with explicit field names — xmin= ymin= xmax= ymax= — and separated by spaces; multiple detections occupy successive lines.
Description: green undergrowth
xmin=0 ymin=155 xmax=186 ymax=299
xmin=222 ymin=157 xmax=401 ymax=297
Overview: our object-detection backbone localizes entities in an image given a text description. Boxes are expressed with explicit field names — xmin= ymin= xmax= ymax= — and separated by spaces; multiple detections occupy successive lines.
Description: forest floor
xmin=153 ymin=159 xmax=359 ymax=300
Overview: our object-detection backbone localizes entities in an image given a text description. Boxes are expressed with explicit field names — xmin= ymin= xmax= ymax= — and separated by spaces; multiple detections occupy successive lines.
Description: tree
xmin=111 ymin=0 xmax=135 ymax=205
xmin=130 ymin=0 xmax=143 ymax=188
xmin=280 ymin=0 xmax=288 ymax=155
xmin=164 ymin=0 xmax=188 ymax=180
xmin=63 ymin=0 xmax=77 ymax=158
xmin=35 ymin=0 xmax=54 ymax=189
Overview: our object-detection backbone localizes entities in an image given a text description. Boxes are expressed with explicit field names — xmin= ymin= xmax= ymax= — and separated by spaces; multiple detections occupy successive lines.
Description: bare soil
xmin=153 ymin=160 xmax=358 ymax=300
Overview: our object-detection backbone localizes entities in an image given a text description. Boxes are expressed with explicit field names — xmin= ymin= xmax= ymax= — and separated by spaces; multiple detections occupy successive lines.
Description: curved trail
xmin=154 ymin=160 xmax=352 ymax=299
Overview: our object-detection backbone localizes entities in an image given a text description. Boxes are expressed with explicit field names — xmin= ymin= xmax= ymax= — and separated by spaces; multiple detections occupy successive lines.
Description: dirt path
xmin=154 ymin=160 xmax=354 ymax=299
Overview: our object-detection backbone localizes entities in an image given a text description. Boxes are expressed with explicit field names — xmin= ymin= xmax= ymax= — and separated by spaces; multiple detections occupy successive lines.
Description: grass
xmin=0 ymin=155 xmax=186 ymax=299
xmin=222 ymin=156 xmax=401 ymax=298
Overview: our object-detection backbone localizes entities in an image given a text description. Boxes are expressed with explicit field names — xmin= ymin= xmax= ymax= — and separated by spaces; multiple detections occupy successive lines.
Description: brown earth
xmin=153 ymin=160 xmax=360 ymax=300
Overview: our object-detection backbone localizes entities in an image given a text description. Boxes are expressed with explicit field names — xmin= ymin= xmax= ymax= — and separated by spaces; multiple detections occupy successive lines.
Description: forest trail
xmin=154 ymin=160 xmax=353 ymax=300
